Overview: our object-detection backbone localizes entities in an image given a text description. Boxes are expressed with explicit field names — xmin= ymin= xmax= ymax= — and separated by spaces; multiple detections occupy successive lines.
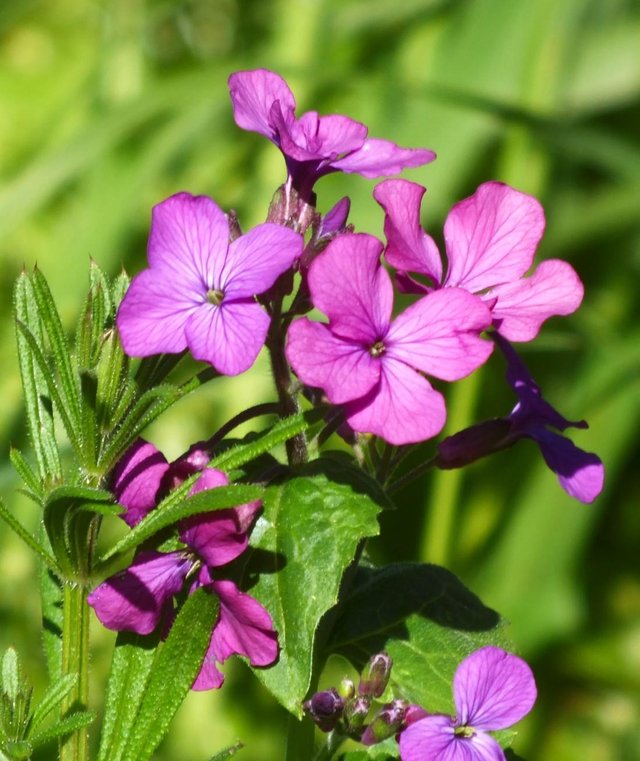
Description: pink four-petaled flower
xmin=375 ymin=179 xmax=584 ymax=342
xmin=228 ymin=69 xmax=435 ymax=198
xmin=286 ymin=233 xmax=493 ymax=445
xmin=399 ymin=646 xmax=537 ymax=761
xmin=116 ymin=192 xmax=303 ymax=375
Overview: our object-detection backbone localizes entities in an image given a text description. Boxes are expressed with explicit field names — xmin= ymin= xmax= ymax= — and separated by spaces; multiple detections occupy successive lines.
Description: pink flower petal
xmin=443 ymin=182 xmax=545 ymax=293
xmin=489 ymin=259 xmax=584 ymax=342
xmin=221 ymin=223 xmax=303 ymax=298
xmin=387 ymin=288 xmax=493 ymax=381
xmin=454 ymin=646 xmax=537 ymax=731
xmin=374 ymin=179 xmax=443 ymax=285
xmin=184 ymin=300 xmax=270 ymax=375
xmin=228 ymin=69 xmax=296 ymax=140
xmin=180 ymin=468 xmax=262 ymax=567
xmin=116 ymin=268 xmax=199 ymax=357
xmin=286 ymin=318 xmax=380 ymax=404
xmin=111 ymin=439 xmax=169 ymax=527
xmin=192 ymin=580 xmax=278 ymax=690
xmin=88 ymin=551 xmax=191 ymax=635
xmin=147 ymin=192 xmax=230 ymax=287
xmin=307 ymin=233 xmax=393 ymax=342
xmin=331 ymin=137 xmax=436 ymax=178
xmin=345 ymin=357 xmax=446 ymax=445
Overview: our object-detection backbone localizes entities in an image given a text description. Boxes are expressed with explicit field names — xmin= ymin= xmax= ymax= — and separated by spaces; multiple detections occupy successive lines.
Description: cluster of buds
xmin=303 ymin=652 xmax=410 ymax=745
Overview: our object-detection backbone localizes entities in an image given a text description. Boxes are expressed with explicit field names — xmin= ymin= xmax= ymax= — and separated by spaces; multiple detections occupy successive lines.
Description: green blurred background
xmin=1 ymin=0 xmax=639 ymax=759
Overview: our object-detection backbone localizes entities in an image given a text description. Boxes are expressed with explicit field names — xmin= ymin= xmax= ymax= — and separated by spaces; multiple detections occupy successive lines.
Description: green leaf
xmin=122 ymin=587 xmax=219 ymax=761
xmin=29 ymin=674 xmax=77 ymax=732
xmin=328 ymin=564 xmax=510 ymax=715
xmin=207 ymin=742 xmax=244 ymax=761
xmin=96 ymin=632 xmax=160 ymax=761
xmin=28 ymin=710 xmax=95 ymax=747
xmin=248 ymin=458 xmax=383 ymax=715
xmin=13 ymin=272 xmax=61 ymax=481
xmin=101 ymin=484 xmax=264 ymax=561
xmin=75 ymin=260 xmax=112 ymax=371
xmin=9 ymin=448 xmax=43 ymax=500
xmin=40 ymin=565 xmax=63 ymax=679
xmin=1 ymin=648 xmax=20 ymax=701
xmin=341 ymin=736 xmax=398 ymax=759
xmin=0 ymin=498 xmax=59 ymax=573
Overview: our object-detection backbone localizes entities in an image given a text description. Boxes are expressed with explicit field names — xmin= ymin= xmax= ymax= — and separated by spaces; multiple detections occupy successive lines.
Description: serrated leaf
xmin=247 ymin=459 xmax=383 ymax=715
xmin=96 ymin=632 xmax=160 ymax=761
xmin=101 ymin=484 xmax=264 ymax=561
xmin=28 ymin=710 xmax=95 ymax=747
xmin=122 ymin=587 xmax=219 ymax=761
xmin=29 ymin=674 xmax=77 ymax=732
xmin=328 ymin=564 xmax=510 ymax=716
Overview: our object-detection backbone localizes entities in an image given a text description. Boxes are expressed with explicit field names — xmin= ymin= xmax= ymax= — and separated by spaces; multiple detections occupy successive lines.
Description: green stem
xmin=420 ymin=371 xmax=483 ymax=565
xmin=60 ymin=583 xmax=90 ymax=761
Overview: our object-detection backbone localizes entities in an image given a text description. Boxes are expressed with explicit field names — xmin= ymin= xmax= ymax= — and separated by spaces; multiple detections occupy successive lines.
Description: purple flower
xmin=88 ymin=440 xmax=278 ymax=690
xmin=374 ymin=179 xmax=584 ymax=342
xmin=228 ymin=69 xmax=435 ymax=198
xmin=399 ymin=646 xmax=537 ymax=761
xmin=116 ymin=192 xmax=303 ymax=375
xmin=285 ymin=233 xmax=493 ymax=445
xmin=436 ymin=336 xmax=604 ymax=503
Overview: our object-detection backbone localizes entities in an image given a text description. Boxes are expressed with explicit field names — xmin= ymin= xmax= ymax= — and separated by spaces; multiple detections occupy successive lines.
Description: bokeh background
xmin=1 ymin=0 xmax=639 ymax=759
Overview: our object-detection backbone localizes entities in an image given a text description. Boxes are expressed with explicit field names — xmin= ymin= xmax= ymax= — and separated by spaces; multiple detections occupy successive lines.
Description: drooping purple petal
xmin=307 ymin=233 xmax=393 ymax=342
xmin=184 ymin=299 xmax=270 ymax=375
xmin=228 ymin=69 xmax=296 ymax=141
xmin=528 ymin=426 xmax=604 ymax=503
xmin=453 ymin=646 xmax=537 ymax=731
xmin=286 ymin=318 xmax=380 ymax=404
xmin=180 ymin=468 xmax=262 ymax=567
xmin=111 ymin=439 xmax=169 ymax=527
xmin=489 ymin=259 xmax=584 ymax=341
xmin=88 ymin=551 xmax=191 ymax=635
xmin=374 ymin=179 xmax=443 ymax=285
xmin=146 ymin=193 xmax=231 ymax=286
xmin=443 ymin=182 xmax=545 ymax=294
xmin=116 ymin=268 xmax=199 ymax=357
xmin=386 ymin=288 xmax=493 ymax=381
xmin=345 ymin=357 xmax=446 ymax=445
xmin=192 ymin=579 xmax=278 ymax=690
xmin=220 ymin=223 xmax=303 ymax=298
xmin=331 ymin=137 xmax=436 ymax=178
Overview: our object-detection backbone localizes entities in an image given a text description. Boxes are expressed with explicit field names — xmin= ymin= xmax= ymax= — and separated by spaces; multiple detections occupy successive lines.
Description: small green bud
xmin=359 ymin=652 xmax=392 ymax=698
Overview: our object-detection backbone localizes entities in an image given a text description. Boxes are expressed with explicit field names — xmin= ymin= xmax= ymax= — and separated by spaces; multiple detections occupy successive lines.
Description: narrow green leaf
xmin=0 ymin=498 xmax=59 ymax=573
xmin=1 ymin=648 xmax=20 ymax=701
xmin=9 ymin=448 xmax=43 ymax=500
xmin=13 ymin=273 xmax=61 ymax=481
xmin=328 ymin=564 xmax=510 ymax=716
xmin=122 ymin=587 xmax=219 ymax=761
xmin=29 ymin=674 xmax=77 ymax=732
xmin=75 ymin=261 xmax=112 ymax=371
xmin=210 ymin=411 xmax=316 ymax=471
xmin=29 ymin=710 xmax=95 ymax=747
xmin=101 ymin=484 xmax=264 ymax=561
xmin=46 ymin=486 xmax=113 ymax=506
xmin=207 ymin=742 xmax=244 ymax=760
xmin=96 ymin=633 xmax=159 ymax=761
xmin=30 ymin=268 xmax=81 ymax=428
xmin=248 ymin=458 xmax=383 ymax=714
xmin=40 ymin=564 xmax=63 ymax=679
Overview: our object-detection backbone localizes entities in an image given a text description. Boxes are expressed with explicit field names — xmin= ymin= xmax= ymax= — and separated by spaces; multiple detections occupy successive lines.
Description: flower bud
xmin=303 ymin=689 xmax=344 ymax=733
xmin=343 ymin=696 xmax=370 ymax=735
xmin=435 ymin=420 xmax=512 ymax=469
xmin=359 ymin=652 xmax=392 ymax=698
xmin=360 ymin=700 xmax=409 ymax=746
xmin=338 ymin=678 xmax=355 ymax=700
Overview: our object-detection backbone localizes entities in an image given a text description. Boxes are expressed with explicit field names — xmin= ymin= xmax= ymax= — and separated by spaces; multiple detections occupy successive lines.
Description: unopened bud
xmin=360 ymin=700 xmax=409 ymax=746
xmin=435 ymin=420 xmax=511 ymax=469
xmin=303 ymin=689 xmax=344 ymax=732
xmin=343 ymin=696 xmax=370 ymax=735
xmin=338 ymin=678 xmax=355 ymax=700
xmin=359 ymin=652 xmax=392 ymax=698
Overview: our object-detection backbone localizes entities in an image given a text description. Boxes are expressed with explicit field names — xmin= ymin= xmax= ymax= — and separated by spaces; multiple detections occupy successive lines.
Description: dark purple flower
xmin=399 ymin=646 xmax=537 ymax=761
xmin=89 ymin=441 xmax=278 ymax=689
xmin=436 ymin=337 xmax=604 ymax=503
xmin=116 ymin=192 xmax=303 ymax=375
xmin=374 ymin=179 xmax=584 ymax=342
xmin=286 ymin=233 xmax=493 ymax=445
xmin=228 ymin=69 xmax=435 ymax=198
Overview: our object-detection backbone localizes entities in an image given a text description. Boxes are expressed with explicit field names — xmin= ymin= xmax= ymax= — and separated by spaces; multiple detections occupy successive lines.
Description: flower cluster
xmin=88 ymin=440 xmax=278 ymax=690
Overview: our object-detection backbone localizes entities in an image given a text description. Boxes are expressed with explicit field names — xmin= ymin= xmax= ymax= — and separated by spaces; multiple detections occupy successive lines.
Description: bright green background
xmin=1 ymin=1 xmax=639 ymax=759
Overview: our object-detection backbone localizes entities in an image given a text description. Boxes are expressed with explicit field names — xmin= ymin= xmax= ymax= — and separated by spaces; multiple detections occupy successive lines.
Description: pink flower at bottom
xmin=399 ymin=646 xmax=537 ymax=761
